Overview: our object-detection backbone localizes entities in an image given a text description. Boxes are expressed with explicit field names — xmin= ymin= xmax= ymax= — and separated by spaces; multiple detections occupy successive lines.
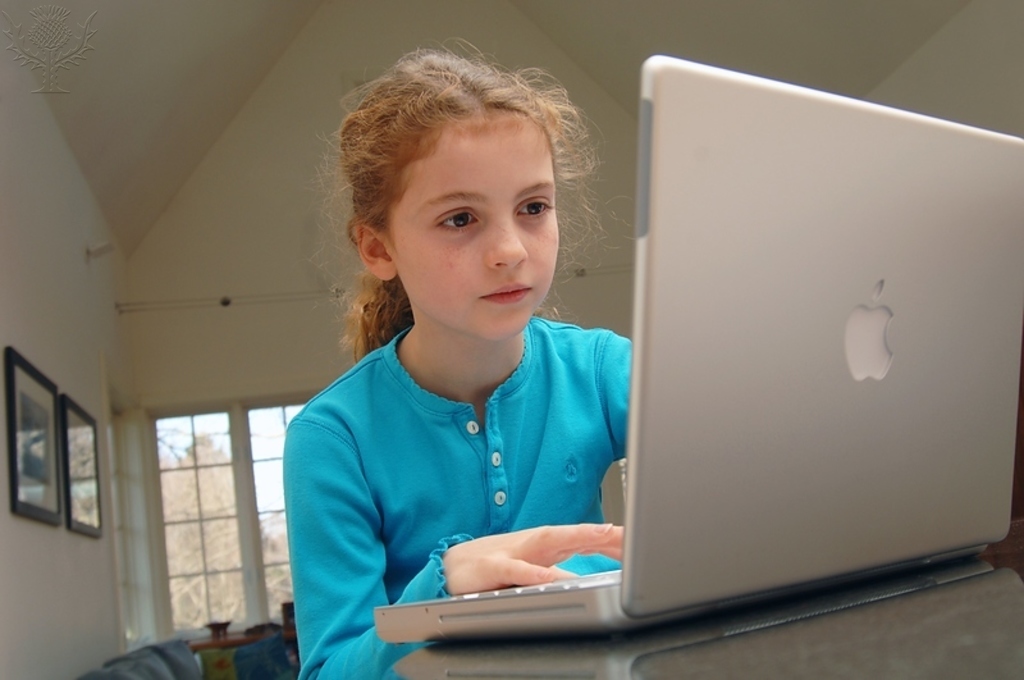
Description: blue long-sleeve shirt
xmin=283 ymin=318 xmax=631 ymax=677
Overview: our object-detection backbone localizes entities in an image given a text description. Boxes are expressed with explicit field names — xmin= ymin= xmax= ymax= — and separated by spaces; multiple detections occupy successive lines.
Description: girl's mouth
xmin=483 ymin=287 xmax=530 ymax=304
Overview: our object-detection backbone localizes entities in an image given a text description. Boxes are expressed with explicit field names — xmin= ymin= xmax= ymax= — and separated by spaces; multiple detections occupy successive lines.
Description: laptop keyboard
xmin=452 ymin=570 xmax=622 ymax=601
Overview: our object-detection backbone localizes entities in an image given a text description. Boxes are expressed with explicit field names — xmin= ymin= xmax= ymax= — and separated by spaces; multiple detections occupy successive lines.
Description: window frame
xmin=147 ymin=399 xmax=303 ymax=636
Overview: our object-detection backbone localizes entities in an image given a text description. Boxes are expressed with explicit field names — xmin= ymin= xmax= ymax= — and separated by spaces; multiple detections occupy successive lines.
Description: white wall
xmin=124 ymin=0 xmax=638 ymax=411
xmin=868 ymin=0 xmax=1024 ymax=138
xmin=0 ymin=48 xmax=134 ymax=680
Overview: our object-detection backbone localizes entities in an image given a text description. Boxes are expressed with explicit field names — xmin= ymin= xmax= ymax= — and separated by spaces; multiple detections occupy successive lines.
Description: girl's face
xmin=364 ymin=114 xmax=559 ymax=349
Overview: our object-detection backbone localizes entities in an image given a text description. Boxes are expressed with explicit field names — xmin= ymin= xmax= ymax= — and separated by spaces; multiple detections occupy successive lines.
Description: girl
xmin=284 ymin=48 xmax=631 ymax=678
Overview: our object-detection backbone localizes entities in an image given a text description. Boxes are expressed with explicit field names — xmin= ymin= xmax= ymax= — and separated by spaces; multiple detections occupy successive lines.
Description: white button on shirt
xmin=466 ymin=421 xmax=480 ymax=435
xmin=494 ymin=490 xmax=507 ymax=506
xmin=491 ymin=452 xmax=502 ymax=467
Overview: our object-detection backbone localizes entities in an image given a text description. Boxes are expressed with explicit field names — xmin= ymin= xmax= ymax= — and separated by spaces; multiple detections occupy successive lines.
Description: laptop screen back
xmin=622 ymin=56 xmax=1024 ymax=618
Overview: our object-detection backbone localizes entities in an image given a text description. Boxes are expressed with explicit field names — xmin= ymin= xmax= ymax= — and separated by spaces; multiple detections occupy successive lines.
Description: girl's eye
xmin=441 ymin=212 xmax=474 ymax=229
xmin=520 ymin=201 xmax=549 ymax=216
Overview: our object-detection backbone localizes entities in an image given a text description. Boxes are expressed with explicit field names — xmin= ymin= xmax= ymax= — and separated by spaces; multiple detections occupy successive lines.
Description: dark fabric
xmin=77 ymin=639 xmax=201 ymax=680
xmin=233 ymin=633 xmax=296 ymax=680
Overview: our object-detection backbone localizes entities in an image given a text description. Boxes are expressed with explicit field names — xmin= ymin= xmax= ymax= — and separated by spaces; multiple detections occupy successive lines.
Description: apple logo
xmin=844 ymin=280 xmax=893 ymax=381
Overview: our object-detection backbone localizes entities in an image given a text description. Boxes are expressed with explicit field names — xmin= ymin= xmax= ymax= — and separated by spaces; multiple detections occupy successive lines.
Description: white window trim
xmin=229 ymin=403 xmax=272 ymax=626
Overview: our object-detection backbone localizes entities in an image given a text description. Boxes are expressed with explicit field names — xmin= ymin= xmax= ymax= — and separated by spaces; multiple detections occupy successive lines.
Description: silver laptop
xmin=374 ymin=54 xmax=1024 ymax=643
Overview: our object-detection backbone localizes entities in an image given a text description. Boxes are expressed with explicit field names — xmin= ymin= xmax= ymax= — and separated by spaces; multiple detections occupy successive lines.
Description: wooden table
xmin=188 ymin=628 xmax=296 ymax=652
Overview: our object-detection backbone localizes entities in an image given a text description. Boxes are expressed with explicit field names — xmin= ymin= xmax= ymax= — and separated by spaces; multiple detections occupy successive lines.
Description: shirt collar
xmin=379 ymin=321 xmax=535 ymax=415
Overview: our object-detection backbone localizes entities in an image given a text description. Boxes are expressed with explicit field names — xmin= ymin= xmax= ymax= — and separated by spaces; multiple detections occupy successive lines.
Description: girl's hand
xmin=442 ymin=523 xmax=623 ymax=595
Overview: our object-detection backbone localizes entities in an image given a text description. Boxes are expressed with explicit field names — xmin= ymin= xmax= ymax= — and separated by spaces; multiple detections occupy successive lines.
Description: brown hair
xmin=332 ymin=48 xmax=601 ymax=360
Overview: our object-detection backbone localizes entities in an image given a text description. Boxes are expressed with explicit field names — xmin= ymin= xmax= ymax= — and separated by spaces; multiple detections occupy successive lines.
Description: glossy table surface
xmin=388 ymin=558 xmax=1024 ymax=679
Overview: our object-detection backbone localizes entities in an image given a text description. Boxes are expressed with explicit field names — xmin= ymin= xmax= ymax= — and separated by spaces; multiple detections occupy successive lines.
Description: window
xmin=155 ymin=404 xmax=302 ymax=632
xmin=156 ymin=413 xmax=244 ymax=629
xmin=247 ymin=405 xmax=302 ymax=619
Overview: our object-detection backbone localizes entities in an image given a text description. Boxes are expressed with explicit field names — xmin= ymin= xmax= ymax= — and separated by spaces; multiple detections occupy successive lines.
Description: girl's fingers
xmin=522 ymin=524 xmax=623 ymax=564
xmin=494 ymin=559 xmax=576 ymax=589
xmin=443 ymin=524 xmax=624 ymax=594
xmin=548 ymin=566 xmax=580 ymax=582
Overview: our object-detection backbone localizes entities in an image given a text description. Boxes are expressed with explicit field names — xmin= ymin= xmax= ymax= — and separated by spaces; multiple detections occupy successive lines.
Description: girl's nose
xmin=487 ymin=220 xmax=528 ymax=268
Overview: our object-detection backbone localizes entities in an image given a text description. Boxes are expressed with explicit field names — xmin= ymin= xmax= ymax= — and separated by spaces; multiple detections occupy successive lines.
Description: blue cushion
xmin=77 ymin=639 xmax=201 ymax=680
xmin=232 ymin=633 xmax=295 ymax=680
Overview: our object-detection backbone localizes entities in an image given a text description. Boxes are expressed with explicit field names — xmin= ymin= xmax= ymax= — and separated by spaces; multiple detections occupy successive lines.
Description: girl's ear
xmin=356 ymin=225 xmax=398 ymax=281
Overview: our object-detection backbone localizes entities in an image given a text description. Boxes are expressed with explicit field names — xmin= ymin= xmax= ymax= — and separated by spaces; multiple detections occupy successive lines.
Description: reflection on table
xmin=390 ymin=558 xmax=1024 ymax=679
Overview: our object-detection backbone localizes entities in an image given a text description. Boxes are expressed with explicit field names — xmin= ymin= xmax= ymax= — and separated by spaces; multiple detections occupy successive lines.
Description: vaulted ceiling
xmin=14 ymin=0 xmax=972 ymax=256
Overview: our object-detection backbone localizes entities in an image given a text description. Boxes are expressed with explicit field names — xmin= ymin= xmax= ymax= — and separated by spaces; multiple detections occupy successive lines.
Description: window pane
xmin=207 ymin=570 xmax=246 ymax=623
xmin=157 ymin=417 xmax=194 ymax=469
xmin=160 ymin=469 xmax=198 ymax=522
xmin=248 ymin=407 xmax=283 ymax=437
xmin=260 ymin=511 xmax=289 ymax=564
xmin=165 ymin=522 xmax=203 ymax=576
xmin=193 ymin=413 xmax=230 ymax=466
xmin=253 ymin=459 xmax=284 ymax=513
xmin=169 ymin=575 xmax=207 ymax=630
xmin=203 ymin=518 xmax=242 ymax=571
xmin=197 ymin=466 xmax=236 ymax=518
xmin=264 ymin=564 xmax=293 ymax=622
xmin=195 ymin=432 xmax=232 ymax=467
xmin=249 ymin=407 xmax=286 ymax=462
xmin=194 ymin=412 xmax=230 ymax=436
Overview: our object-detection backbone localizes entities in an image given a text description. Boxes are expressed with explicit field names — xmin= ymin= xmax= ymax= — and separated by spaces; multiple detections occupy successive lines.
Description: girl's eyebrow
xmin=426 ymin=191 xmax=485 ymax=208
xmin=424 ymin=182 xmax=555 ymax=209
xmin=516 ymin=182 xmax=556 ymax=200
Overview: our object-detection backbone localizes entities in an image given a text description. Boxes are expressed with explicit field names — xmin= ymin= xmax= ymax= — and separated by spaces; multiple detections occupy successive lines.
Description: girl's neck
xmin=397 ymin=325 xmax=526 ymax=423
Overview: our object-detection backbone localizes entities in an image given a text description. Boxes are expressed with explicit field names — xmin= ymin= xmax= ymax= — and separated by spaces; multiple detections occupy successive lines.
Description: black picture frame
xmin=60 ymin=394 xmax=102 ymax=538
xmin=4 ymin=346 xmax=62 ymax=526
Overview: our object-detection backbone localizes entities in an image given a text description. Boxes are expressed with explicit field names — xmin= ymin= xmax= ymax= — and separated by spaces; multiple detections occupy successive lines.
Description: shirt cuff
xmin=431 ymin=533 xmax=474 ymax=597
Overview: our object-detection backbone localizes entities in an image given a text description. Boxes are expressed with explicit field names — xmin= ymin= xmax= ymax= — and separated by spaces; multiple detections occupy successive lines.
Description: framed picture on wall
xmin=4 ymin=346 xmax=62 ymax=526
xmin=60 ymin=394 xmax=102 ymax=537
